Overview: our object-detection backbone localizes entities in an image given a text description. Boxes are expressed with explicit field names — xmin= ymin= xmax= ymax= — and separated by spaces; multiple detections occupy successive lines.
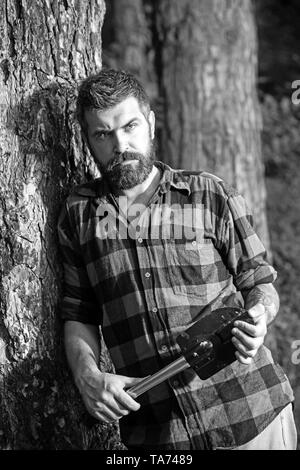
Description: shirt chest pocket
xmin=163 ymin=239 xmax=218 ymax=298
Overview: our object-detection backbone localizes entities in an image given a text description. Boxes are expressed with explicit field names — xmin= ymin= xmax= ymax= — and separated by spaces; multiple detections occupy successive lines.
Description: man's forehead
xmin=84 ymin=96 xmax=146 ymax=127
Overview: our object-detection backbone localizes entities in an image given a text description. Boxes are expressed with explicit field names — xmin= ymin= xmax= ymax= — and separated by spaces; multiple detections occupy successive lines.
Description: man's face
xmin=84 ymin=96 xmax=156 ymax=192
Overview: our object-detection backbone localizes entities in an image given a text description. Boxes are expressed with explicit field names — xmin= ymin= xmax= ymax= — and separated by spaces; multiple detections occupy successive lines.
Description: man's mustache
xmin=107 ymin=152 xmax=145 ymax=170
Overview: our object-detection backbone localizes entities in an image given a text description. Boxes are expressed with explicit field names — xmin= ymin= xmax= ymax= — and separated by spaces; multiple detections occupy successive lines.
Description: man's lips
xmin=121 ymin=159 xmax=138 ymax=164
xmin=113 ymin=159 xmax=139 ymax=167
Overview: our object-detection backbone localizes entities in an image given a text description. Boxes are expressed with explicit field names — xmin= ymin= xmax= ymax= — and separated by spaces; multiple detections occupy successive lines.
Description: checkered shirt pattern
xmin=57 ymin=161 xmax=294 ymax=450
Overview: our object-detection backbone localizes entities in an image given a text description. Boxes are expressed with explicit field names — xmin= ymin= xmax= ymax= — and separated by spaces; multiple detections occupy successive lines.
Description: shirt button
xmin=138 ymin=237 xmax=143 ymax=243
xmin=145 ymin=272 xmax=151 ymax=278
xmin=192 ymin=240 xmax=197 ymax=247
xmin=173 ymin=380 xmax=179 ymax=387
xmin=161 ymin=345 xmax=168 ymax=352
xmin=152 ymin=307 xmax=158 ymax=313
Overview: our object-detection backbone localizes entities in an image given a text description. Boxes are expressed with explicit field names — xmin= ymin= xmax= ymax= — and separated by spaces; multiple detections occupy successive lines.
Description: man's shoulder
xmin=65 ymin=178 xmax=104 ymax=204
xmin=174 ymin=169 xmax=239 ymax=198
xmin=178 ymin=169 xmax=222 ymax=183
xmin=171 ymin=168 xmax=225 ymax=192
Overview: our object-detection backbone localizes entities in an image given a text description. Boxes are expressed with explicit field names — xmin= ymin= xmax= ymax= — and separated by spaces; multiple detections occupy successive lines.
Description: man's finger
xmin=99 ymin=395 xmax=131 ymax=417
xmin=233 ymin=320 xmax=257 ymax=337
xmin=235 ymin=350 xmax=253 ymax=365
xmin=94 ymin=401 xmax=129 ymax=422
xmin=233 ymin=318 xmax=266 ymax=338
xmin=232 ymin=328 xmax=261 ymax=349
xmin=114 ymin=388 xmax=141 ymax=412
xmin=121 ymin=375 xmax=145 ymax=387
xmin=232 ymin=337 xmax=257 ymax=358
xmin=94 ymin=409 xmax=118 ymax=423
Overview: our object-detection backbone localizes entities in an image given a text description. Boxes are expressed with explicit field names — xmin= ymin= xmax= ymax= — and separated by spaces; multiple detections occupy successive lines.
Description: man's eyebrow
xmin=91 ymin=117 xmax=141 ymax=136
xmin=122 ymin=117 xmax=140 ymax=128
xmin=91 ymin=127 xmax=111 ymax=136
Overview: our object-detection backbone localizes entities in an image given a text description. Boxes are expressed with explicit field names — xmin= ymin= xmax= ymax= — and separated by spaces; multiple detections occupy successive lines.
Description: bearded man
xmin=57 ymin=69 xmax=296 ymax=450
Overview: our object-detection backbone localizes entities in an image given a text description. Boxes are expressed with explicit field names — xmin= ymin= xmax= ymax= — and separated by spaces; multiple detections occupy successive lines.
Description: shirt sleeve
xmin=57 ymin=200 xmax=100 ymax=325
xmin=216 ymin=184 xmax=277 ymax=292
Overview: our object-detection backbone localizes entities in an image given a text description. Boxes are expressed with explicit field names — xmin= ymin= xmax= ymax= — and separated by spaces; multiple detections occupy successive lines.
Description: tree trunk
xmin=0 ymin=0 xmax=121 ymax=450
xmin=102 ymin=0 xmax=159 ymax=102
xmin=156 ymin=0 xmax=269 ymax=247
xmin=102 ymin=0 xmax=269 ymax=248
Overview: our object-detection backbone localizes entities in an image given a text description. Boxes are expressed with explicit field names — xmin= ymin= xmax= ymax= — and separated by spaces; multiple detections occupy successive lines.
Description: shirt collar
xmin=155 ymin=161 xmax=191 ymax=195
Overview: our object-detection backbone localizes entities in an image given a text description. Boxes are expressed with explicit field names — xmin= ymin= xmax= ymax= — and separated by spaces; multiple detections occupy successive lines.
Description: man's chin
xmin=104 ymin=161 xmax=154 ymax=192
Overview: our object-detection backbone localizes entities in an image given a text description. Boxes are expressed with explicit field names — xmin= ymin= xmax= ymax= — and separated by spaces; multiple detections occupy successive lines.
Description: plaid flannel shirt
xmin=58 ymin=161 xmax=294 ymax=450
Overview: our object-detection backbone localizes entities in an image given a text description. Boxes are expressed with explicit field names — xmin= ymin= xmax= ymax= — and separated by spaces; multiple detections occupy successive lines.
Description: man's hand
xmin=232 ymin=283 xmax=280 ymax=365
xmin=64 ymin=321 xmax=144 ymax=424
xmin=76 ymin=367 xmax=143 ymax=423
xmin=231 ymin=303 xmax=267 ymax=365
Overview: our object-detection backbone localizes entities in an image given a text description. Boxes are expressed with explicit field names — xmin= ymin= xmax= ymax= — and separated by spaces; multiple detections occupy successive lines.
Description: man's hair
xmin=76 ymin=68 xmax=151 ymax=133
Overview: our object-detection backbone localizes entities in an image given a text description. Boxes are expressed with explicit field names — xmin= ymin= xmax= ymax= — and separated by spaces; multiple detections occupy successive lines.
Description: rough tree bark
xmin=0 ymin=0 xmax=121 ymax=450
xmin=103 ymin=0 xmax=269 ymax=248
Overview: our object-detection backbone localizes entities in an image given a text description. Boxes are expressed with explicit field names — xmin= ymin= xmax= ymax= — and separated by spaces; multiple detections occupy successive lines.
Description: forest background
xmin=0 ymin=0 xmax=299 ymax=450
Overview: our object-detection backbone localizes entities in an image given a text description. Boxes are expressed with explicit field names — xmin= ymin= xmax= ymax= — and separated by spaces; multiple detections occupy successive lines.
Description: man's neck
xmin=119 ymin=164 xmax=160 ymax=205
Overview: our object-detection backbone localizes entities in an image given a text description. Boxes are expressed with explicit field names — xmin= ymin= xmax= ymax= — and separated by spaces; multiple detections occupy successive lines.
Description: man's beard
xmin=97 ymin=141 xmax=156 ymax=193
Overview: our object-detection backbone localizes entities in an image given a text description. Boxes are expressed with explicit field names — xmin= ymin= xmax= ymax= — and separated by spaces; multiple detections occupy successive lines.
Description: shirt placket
xmin=156 ymin=189 xmax=208 ymax=449
xmin=136 ymin=192 xmax=206 ymax=449
xmin=133 ymin=194 xmax=173 ymax=361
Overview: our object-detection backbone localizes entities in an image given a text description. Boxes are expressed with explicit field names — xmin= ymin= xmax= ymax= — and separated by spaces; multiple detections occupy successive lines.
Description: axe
xmin=127 ymin=307 xmax=253 ymax=398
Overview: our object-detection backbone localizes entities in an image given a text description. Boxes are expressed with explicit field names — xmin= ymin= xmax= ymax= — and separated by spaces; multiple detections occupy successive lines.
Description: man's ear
xmin=148 ymin=110 xmax=155 ymax=140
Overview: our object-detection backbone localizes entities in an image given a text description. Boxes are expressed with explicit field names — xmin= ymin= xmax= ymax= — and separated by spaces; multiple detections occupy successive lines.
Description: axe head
xmin=176 ymin=307 xmax=254 ymax=379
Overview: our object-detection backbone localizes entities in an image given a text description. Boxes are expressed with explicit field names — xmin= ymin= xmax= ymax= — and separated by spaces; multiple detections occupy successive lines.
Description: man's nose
xmin=112 ymin=131 xmax=128 ymax=154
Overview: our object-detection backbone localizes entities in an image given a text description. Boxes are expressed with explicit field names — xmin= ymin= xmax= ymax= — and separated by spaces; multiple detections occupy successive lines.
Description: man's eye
xmin=126 ymin=122 xmax=137 ymax=131
xmin=96 ymin=132 xmax=109 ymax=141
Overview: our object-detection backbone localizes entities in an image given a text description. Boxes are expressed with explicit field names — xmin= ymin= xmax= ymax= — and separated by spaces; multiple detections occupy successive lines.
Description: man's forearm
xmin=64 ymin=321 xmax=101 ymax=389
xmin=242 ymin=283 xmax=280 ymax=325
